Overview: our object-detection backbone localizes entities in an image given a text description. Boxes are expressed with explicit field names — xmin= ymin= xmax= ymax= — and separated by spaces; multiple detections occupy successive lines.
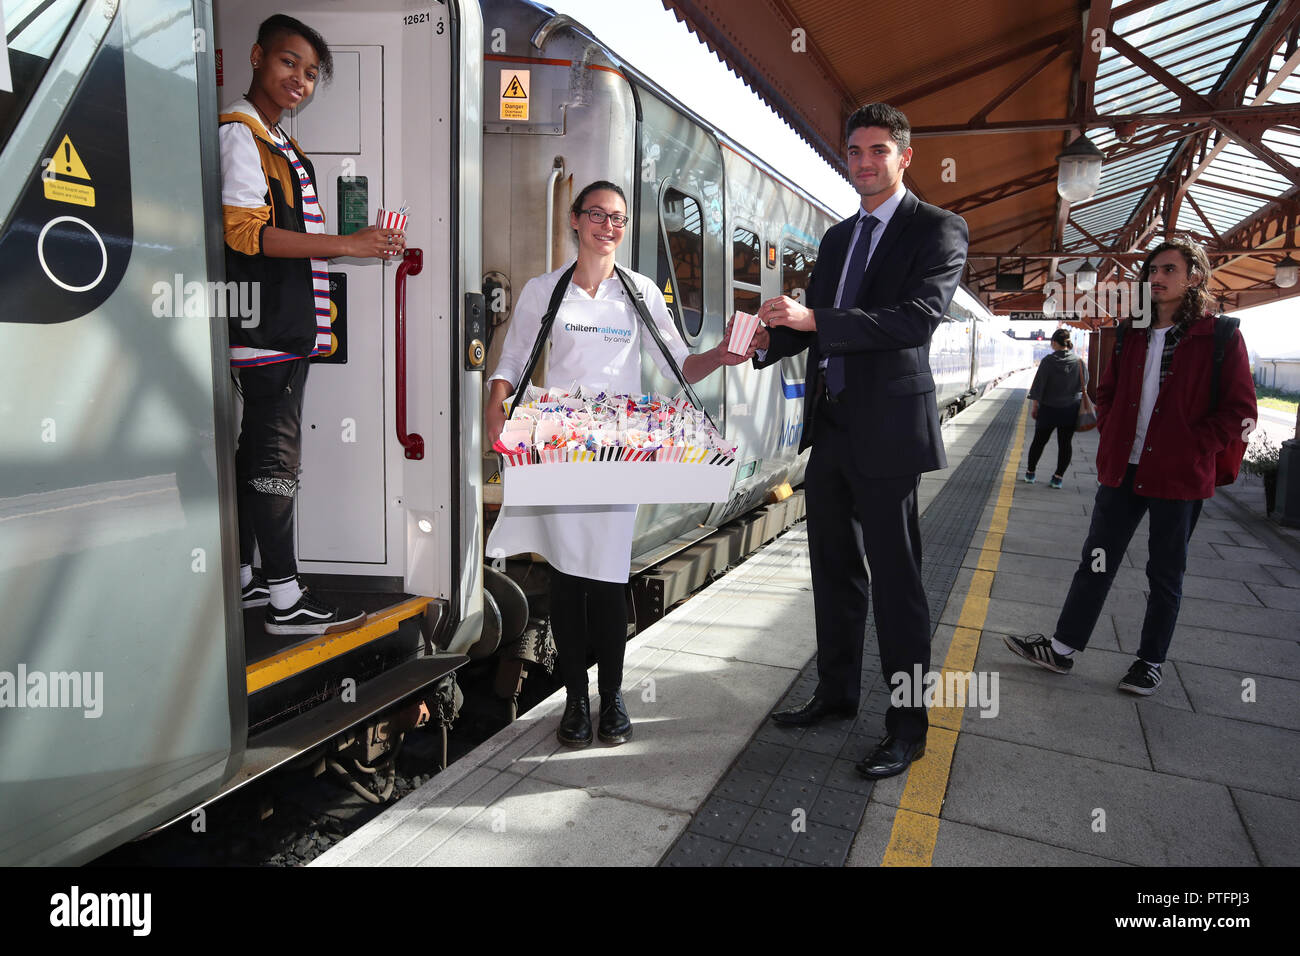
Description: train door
xmin=213 ymin=1 xmax=485 ymax=630
xmin=0 ymin=0 xmax=240 ymax=864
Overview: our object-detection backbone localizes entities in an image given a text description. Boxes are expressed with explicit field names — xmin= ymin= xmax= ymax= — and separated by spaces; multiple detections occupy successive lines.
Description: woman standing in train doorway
xmin=1025 ymin=328 xmax=1088 ymax=488
xmin=221 ymin=15 xmax=403 ymax=635
xmin=484 ymin=181 xmax=761 ymax=748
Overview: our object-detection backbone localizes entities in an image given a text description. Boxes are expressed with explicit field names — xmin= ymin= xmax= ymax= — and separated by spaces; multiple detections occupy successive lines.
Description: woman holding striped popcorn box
xmin=484 ymin=180 xmax=761 ymax=748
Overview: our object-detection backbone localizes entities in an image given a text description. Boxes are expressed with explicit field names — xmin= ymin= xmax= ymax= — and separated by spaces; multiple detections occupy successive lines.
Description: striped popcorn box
xmin=376 ymin=208 xmax=410 ymax=232
xmin=680 ymin=446 xmax=710 ymax=464
xmin=727 ymin=310 xmax=761 ymax=354
xmin=623 ymin=448 xmax=656 ymax=462
xmin=501 ymin=449 xmax=532 ymax=467
xmin=656 ymin=445 xmax=687 ymax=463
xmin=708 ymin=452 xmax=736 ymax=466
xmin=596 ymin=446 xmax=622 ymax=462
xmin=570 ymin=448 xmax=596 ymax=463
xmin=538 ymin=447 xmax=570 ymax=464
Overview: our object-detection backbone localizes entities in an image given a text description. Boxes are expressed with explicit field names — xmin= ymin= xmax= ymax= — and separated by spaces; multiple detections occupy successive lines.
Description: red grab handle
xmin=395 ymin=247 xmax=425 ymax=460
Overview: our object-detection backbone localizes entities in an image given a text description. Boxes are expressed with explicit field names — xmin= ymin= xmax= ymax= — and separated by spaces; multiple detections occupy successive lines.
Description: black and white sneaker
xmin=241 ymin=572 xmax=270 ymax=609
xmin=265 ymin=590 xmax=365 ymax=636
xmin=1003 ymin=633 xmax=1074 ymax=674
xmin=1117 ymin=660 xmax=1162 ymax=696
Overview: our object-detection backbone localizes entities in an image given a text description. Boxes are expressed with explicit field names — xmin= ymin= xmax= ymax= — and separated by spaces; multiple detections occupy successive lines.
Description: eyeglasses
xmin=580 ymin=208 xmax=630 ymax=227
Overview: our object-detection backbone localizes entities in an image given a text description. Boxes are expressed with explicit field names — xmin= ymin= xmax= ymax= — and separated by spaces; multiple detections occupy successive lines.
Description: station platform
xmin=313 ymin=371 xmax=1299 ymax=867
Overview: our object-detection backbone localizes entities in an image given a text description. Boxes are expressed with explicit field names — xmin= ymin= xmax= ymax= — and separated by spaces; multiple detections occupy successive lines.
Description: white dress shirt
xmin=833 ymin=182 xmax=906 ymax=307
xmin=817 ymin=182 xmax=908 ymax=373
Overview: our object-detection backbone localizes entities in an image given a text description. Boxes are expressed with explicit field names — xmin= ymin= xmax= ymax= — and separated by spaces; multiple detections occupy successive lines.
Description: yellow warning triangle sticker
xmin=54 ymin=134 xmax=91 ymax=180
xmin=502 ymin=75 xmax=527 ymax=98
xmin=487 ymin=471 xmax=501 ymax=484
xmin=662 ymin=277 xmax=674 ymax=303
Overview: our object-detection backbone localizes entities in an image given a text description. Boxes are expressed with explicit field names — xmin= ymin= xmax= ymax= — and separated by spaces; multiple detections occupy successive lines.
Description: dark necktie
xmin=826 ymin=214 xmax=877 ymax=397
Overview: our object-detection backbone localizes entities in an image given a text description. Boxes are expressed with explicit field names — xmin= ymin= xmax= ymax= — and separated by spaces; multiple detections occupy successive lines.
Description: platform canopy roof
xmin=662 ymin=0 xmax=1300 ymax=325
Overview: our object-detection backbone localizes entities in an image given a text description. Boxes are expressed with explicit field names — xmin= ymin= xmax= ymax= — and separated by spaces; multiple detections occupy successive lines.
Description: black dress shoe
xmin=855 ymin=734 xmax=925 ymax=779
xmin=770 ymin=695 xmax=858 ymax=726
xmin=597 ymin=690 xmax=632 ymax=744
xmin=557 ymin=693 xmax=592 ymax=748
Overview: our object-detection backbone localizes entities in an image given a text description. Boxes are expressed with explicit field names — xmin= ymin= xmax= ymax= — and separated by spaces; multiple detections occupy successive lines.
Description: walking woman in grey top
xmin=1025 ymin=329 xmax=1088 ymax=488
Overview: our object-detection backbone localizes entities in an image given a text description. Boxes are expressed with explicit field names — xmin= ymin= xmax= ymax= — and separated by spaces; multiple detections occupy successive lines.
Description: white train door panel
xmin=294 ymin=46 xmax=389 ymax=568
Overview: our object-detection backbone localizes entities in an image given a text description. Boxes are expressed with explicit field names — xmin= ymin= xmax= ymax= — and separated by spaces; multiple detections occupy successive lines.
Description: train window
xmin=0 ymin=1 xmax=83 ymax=151
xmin=734 ymin=288 xmax=761 ymax=316
xmin=660 ymin=187 xmax=704 ymax=337
xmin=781 ymin=242 xmax=815 ymax=304
xmin=733 ymin=225 xmax=760 ymax=286
xmin=732 ymin=223 xmax=761 ymax=316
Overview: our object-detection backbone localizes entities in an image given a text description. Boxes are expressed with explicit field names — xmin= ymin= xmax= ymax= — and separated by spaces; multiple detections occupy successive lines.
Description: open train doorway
xmin=212 ymin=2 xmax=484 ymax=618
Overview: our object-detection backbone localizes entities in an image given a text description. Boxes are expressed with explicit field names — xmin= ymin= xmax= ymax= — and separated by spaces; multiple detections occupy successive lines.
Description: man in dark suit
xmin=755 ymin=102 xmax=969 ymax=778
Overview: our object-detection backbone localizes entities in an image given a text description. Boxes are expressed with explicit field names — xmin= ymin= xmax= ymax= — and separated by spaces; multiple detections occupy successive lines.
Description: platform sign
xmin=499 ymin=69 xmax=529 ymax=121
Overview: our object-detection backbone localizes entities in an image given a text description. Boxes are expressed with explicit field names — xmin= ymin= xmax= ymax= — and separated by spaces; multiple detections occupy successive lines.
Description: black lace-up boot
xmin=557 ymin=692 xmax=592 ymax=748
xmin=598 ymin=690 xmax=632 ymax=744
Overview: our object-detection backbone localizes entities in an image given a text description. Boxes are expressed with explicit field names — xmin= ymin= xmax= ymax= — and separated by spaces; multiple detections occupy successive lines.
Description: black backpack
xmin=1112 ymin=314 xmax=1246 ymax=486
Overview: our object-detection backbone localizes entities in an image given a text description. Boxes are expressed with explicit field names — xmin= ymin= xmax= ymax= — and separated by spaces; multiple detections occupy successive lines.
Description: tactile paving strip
xmin=661 ymin=391 xmax=1025 ymax=867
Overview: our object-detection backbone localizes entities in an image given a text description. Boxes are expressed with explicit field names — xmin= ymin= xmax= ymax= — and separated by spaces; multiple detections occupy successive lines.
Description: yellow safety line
xmin=245 ymin=597 xmax=432 ymax=694
xmin=881 ymin=403 xmax=1028 ymax=867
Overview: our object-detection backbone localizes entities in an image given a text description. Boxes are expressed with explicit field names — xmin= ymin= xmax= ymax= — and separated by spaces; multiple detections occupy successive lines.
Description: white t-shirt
xmin=1129 ymin=325 xmax=1170 ymax=465
xmin=486 ymin=262 xmax=692 ymax=583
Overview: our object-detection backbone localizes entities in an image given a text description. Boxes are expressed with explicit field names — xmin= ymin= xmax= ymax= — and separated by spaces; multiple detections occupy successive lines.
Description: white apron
xmin=486 ymin=283 xmax=676 ymax=583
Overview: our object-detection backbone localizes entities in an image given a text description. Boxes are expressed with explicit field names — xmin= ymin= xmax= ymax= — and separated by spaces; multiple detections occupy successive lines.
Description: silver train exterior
xmin=0 ymin=0 xmax=1027 ymax=865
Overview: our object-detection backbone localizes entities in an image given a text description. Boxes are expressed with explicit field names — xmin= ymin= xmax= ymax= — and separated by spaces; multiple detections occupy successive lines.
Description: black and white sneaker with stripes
xmin=1003 ymin=633 xmax=1074 ymax=674
xmin=240 ymin=571 xmax=270 ymax=609
xmin=1117 ymin=659 xmax=1162 ymax=696
xmin=265 ymin=590 xmax=365 ymax=636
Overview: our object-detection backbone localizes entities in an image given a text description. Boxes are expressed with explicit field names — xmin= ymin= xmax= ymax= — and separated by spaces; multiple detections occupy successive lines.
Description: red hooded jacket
xmin=1094 ymin=313 xmax=1257 ymax=500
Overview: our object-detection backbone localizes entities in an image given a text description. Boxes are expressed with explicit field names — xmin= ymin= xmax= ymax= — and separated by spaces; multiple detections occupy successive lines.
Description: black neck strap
xmin=612 ymin=266 xmax=716 ymax=431
xmin=508 ymin=262 xmax=577 ymax=417
xmin=507 ymin=263 xmax=716 ymax=432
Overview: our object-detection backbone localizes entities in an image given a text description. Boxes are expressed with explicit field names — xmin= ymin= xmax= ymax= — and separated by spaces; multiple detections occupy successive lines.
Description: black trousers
xmin=549 ymin=569 xmax=628 ymax=698
xmin=1055 ymin=464 xmax=1203 ymax=664
xmin=235 ymin=359 xmax=309 ymax=581
xmin=805 ymin=399 xmax=931 ymax=743
xmin=1027 ymin=402 xmax=1079 ymax=477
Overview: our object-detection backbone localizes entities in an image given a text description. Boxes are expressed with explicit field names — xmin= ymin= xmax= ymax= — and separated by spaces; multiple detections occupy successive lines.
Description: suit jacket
xmin=756 ymin=189 xmax=969 ymax=477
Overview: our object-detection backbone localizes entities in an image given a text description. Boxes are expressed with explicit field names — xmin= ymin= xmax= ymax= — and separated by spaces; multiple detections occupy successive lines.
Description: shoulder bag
xmin=1075 ymin=357 xmax=1098 ymax=431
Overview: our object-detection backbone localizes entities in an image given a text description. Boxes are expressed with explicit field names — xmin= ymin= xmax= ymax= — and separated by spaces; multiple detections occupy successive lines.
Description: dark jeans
xmin=1054 ymin=464 xmax=1203 ymax=664
xmin=235 ymin=359 xmax=309 ymax=581
xmin=549 ymin=569 xmax=629 ymax=697
xmin=1027 ymin=406 xmax=1077 ymax=478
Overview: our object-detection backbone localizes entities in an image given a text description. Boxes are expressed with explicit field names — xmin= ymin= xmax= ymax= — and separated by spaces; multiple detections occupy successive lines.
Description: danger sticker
xmin=43 ymin=134 xmax=95 ymax=207
xmin=499 ymin=69 xmax=529 ymax=121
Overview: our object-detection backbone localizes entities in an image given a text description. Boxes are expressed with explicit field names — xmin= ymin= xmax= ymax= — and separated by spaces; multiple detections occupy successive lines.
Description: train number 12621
xmin=403 ymin=12 xmax=446 ymax=34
